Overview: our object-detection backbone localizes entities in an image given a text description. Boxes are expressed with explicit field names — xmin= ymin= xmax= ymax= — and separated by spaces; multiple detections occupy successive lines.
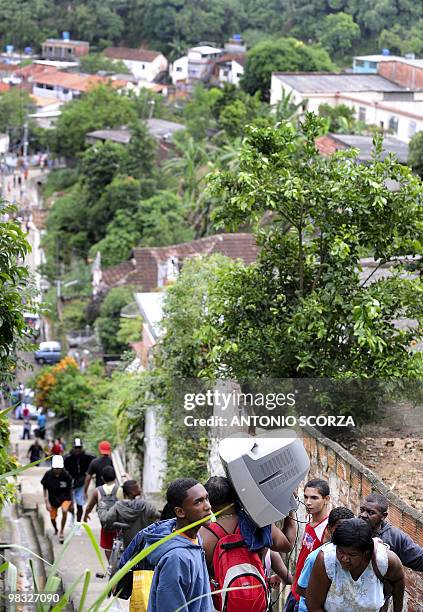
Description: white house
xmin=32 ymin=69 xmax=125 ymax=102
xmin=270 ymin=72 xmax=423 ymax=142
xmin=103 ymin=47 xmax=168 ymax=82
xmin=216 ymin=53 xmax=246 ymax=86
xmin=171 ymin=44 xmax=222 ymax=84
xmin=170 ymin=55 xmax=188 ymax=84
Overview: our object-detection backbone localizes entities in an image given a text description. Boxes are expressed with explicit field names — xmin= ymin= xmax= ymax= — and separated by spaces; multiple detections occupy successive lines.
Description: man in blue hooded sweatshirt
xmin=118 ymin=477 xmax=214 ymax=612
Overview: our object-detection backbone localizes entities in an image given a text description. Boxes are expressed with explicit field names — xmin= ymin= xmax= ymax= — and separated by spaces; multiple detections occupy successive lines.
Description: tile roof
xmin=100 ymin=233 xmax=259 ymax=292
xmin=86 ymin=129 xmax=132 ymax=145
xmin=316 ymin=134 xmax=409 ymax=163
xmin=273 ymin=73 xmax=405 ymax=93
xmin=14 ymin=63 xmax=57 ymax=78
xmin=103 ymin=47 xmax=162 ymax=62
xmin=101 ymin=260 xmax=134 ymax=289
xmin=217 ymin=53 xmax=247 ymax=67
xmin=33 ymin=69 xmax=126 ymax=92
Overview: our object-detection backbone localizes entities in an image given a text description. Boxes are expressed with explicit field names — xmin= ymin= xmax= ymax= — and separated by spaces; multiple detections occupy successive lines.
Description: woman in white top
xmin=306 ymin=518 xmax=405 ymax=612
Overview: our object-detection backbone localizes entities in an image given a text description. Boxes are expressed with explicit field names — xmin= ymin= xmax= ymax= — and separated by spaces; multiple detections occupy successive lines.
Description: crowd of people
xmin=38 ymin=444 xmax=423 ymax=611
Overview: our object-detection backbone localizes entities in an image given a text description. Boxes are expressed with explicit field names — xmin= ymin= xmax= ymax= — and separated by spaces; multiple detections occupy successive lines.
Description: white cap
xmin=74 ymin=438 xmax=82 ymax=447
xmin=52 ymin=455 xmax=64 ymax=468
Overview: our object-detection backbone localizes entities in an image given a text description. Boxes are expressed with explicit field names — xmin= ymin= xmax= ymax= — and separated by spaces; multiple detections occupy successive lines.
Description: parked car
xmin=34 ymin=341 xmax=62 ymax=365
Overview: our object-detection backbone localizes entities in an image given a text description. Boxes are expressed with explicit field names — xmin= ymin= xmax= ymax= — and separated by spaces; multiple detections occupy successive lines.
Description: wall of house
xmin=280 ymin=427 xmax=423 ymax=611
xmin=123 ymin=55 xmax=168 ymax=81
xmin=219 ymin=60 xmax=244 ymax=86
xmin=32 ymin=85 xmax=75 ymax=102
xmin=337 ymin=95 xmax=423 ymax=142
xmin=379 ymin=61 xmax=423 ymax=90
xmin=171 ymin=56 xmax=188 ymax=83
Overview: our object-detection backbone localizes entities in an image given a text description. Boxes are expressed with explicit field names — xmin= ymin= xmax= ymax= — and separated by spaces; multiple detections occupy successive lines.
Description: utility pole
xmin=23 ymin=121 xmax=29 ymax=163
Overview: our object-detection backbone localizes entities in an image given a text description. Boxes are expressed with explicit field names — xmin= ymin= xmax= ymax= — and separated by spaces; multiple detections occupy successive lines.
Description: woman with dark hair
xmin=306 ymin=518 xmax=405 ymax=611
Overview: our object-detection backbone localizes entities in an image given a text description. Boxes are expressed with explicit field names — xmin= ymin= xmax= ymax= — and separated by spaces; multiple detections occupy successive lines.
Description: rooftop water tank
xmin=62 ymin=32 xmax=70 ymax=41
xmin=382 ymin=48 xmax=390 ymax=56
xmin=5 ymin=45 xmax=14 ymax=54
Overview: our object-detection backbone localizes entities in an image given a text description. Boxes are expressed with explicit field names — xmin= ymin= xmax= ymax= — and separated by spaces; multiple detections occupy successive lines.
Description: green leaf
xmin=81 ymin=523 xmax=105 ymax=572
xmin=77 ymin=569 xmax=91 ymax=612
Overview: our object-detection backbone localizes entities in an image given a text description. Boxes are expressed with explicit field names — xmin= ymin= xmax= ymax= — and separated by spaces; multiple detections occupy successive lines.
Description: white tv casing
xmin=219 ymin=430 xmax=310 ymax=527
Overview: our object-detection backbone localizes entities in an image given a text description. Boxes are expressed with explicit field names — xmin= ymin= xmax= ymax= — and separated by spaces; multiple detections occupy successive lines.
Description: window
xmin=358 ymin=106 xmax=366 ymax=122
xmin=223 ymin=69 xmax=229 ymax=76
xmin=408 ymin=121 xmax=417 ymax=138
xmin=141 ymin=63 xmax=146 ymax=69
xmin=388 ymin=115 xmax=399 ymax=134
xmin=176 ymin=66 xmax=182 ymax=72
xmin=62 ymin=88 xmax=69 ymax=94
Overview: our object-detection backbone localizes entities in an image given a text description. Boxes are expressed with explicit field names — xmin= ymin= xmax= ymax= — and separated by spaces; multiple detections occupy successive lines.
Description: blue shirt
xmin=37 ymin=413 xmax=46 ymax=428
xmin=297 ymin=545 xmax=323 ymax=612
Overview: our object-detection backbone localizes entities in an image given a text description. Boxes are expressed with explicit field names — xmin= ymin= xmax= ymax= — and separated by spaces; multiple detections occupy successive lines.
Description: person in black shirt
xmin=28 ymin=439 xmax=44 ymax=464
xmin=41 ymin=455 xmax=73 ymax=543
xmin=84 ymin=440 xmax=113 ymax=494
xmin=64 ymin=438 xmax=95 ymax=522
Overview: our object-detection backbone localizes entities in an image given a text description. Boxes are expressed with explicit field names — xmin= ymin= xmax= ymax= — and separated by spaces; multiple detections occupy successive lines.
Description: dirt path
xmin=341 ymin=420 xmax=423 ymax=512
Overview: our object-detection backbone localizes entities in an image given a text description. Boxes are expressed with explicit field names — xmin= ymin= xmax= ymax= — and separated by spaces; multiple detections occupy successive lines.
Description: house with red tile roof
xmin=92 ymin=233 xmax=259 ymax=296
xmin=31 ymin=69 xmax=126 ymax=101
xmin=215 ymin=53 xmax=247 ymax=86
xmin=103 ymin=47 xmax=168 ymax=82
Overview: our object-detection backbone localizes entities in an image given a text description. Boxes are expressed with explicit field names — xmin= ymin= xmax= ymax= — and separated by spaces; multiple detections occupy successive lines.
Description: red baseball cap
xmin=98 ymin=440 xmax=112 ymax=455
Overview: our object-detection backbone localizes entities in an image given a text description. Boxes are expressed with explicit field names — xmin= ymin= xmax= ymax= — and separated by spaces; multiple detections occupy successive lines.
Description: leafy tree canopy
xmin=408 ymin=131 xmax=423 ymax=179
xmin=50 ymin=85 xmax=136 ymax=159
xmin=79 ymin=53 xmax=129 ymax=75
xmin=204 ymin=115 xmax=423 ymax=386
xmin=242 ymin=38 xmax=335 ymax=100
xmin=0 ymin=201 xmax=31 ymax=379
xmin=319 ymin=12 xmax=360 ymax=57
xmin=96 ymin=286 xmax=135 ymax=355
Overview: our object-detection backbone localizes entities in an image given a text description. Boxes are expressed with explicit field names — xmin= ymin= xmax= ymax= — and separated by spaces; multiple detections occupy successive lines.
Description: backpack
xmin=204 ymin=522 xmax=270 ymax=612
xmin=97 ymin=483 xmax=119 ymax=528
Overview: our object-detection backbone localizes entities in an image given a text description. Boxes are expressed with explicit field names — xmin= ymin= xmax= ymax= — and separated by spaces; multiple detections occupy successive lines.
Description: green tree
xmin=96 ymin=286 xmax=135 ymax=354
xmin=320 ymin=12 xmax=360 ymax=57
xmin=125 ymin=121 xmax=157 ymax=179
xmin=242 ymin=37 xmax=335 ymax=100
xmin=50 ymin=85 xmax=136 ymax=159
xmin=79 ymin=53 xmax=129 ymax=74
xmin=89 ymin=191 xmax=194 ymax=266
xmin=0 ymin=89 xmax=34 ymax=146
xmin=318 ymin=103 xmax=358 ymax=133
xmin=0 ymin=201 xmax=31 ymax=378
xmin=88 ymin=210 xmax=141 ymax=267
xmin=0 ymin=200 xmax=31 ymax=506
xmin=79 ymin=141 xmax=131 ymax=202
xmin=88 ymin=176 xmax=142 ymax=243
xmin=379 ymin=20 xmax=423 ymax=56
xmin=408 ymin=131 xmax=423 ymax=179
xmin=206 ymin=116 xmax=423 ymax=390
xmin=155 ymin=255 xmax=236 ymax=483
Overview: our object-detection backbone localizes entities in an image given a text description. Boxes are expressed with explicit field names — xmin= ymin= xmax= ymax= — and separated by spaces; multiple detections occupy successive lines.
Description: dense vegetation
xmin=2 ymin=0 xmax=423 ymax=62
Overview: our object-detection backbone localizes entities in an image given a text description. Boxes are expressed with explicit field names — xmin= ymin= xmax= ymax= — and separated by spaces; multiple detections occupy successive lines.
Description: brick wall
xmin=281 ymin=427 xmax=423 ymax=611
xmin=379 ymin=60 xmax=423 ymax=90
